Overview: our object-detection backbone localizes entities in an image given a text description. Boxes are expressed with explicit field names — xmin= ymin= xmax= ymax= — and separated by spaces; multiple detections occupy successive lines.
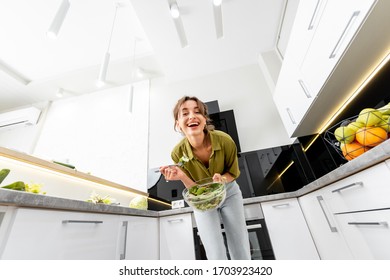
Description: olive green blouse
xmin=171 ymin=130 xmax=240 ymax=182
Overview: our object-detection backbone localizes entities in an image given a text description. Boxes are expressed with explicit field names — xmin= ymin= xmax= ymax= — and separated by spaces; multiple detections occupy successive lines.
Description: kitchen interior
xmin=0 ymin=0 xmax=390 ymax=261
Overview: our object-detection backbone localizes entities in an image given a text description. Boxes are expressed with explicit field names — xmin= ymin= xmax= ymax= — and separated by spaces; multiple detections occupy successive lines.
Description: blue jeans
xmin=193 ymin=181 xmax=251 ymax=260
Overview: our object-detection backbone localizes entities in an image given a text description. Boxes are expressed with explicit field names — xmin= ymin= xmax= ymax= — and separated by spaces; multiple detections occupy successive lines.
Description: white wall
xmin=33 ymin=81 xmax=149 ymax=192
xmin=0 ymin=101 xmax=49 ymax=154
xmin=148 ymin=64 xmax=293 ymax=168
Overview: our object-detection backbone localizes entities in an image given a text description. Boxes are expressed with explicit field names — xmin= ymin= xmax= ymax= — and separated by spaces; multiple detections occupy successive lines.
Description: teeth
xmin=188 ymin=122 xmax=199 ymax=127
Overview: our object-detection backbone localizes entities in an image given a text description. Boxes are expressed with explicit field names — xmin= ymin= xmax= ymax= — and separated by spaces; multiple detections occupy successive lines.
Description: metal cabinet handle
xmin=272 ymin=203 xmax=290 ymax=208
xmin=308 ymin=0 xmax=322 ymax=30
xmin=266 ymin=153 xmax=272 ymax=164
xmin=348 ymin=222 xmax=388 ymax=227
xmin=62 ymin=220 xmax=103 ymax=224
xmin=331 ymin=182 xmax=363 ymax=193
xmin=168 ymin=218 xmax=184 ymax=223
xmin=316 ymin=196 xmax=337 ymax=232
xmin=329 ymin=11 xmax=360 ymax=58
xmin=286 ymin=108 xmax=296 ymax=124
xmin=298 ymin=79 xmax=312 ymax=98
xmin=120 ymin=221 xmax=128 ymax=260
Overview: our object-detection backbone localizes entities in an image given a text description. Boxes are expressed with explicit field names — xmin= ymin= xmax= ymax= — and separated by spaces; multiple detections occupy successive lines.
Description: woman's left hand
xmin=213 ymin=173 xmax=227 ymax=183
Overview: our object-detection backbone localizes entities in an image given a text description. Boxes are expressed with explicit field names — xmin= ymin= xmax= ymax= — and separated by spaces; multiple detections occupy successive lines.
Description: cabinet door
xmin=1 ymin=208 xmax=120 ymax=260
xmin=334 ymin=209 xmax=390 ymax=259
xmin=300 ymin=0 xmax=376 ymax=97
xmin=117 ymin=216 xmax=159 ymax=260
xmin=285 ymin=0 xmax=328 ymax=65
xmin=323 ymin=162 xmax=390 ymax=213
xmin=261 ymin=198 xmax=319 ymax=259
xmin=273 ymin=62 xmax=314 ymax=136
xmin=298 ymin=190 xmax=353 ymax=259
xmin=159 ymin=213 xmax=195 ymax=260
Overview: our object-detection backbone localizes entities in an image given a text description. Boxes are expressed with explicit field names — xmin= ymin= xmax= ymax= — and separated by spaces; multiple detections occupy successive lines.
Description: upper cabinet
xmin=274 ymin=0 xmax=381 ymax=137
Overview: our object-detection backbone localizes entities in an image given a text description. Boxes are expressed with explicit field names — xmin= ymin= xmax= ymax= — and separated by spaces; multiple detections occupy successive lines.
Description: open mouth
xmin=187 ymin=122 xmax=199 ymax=127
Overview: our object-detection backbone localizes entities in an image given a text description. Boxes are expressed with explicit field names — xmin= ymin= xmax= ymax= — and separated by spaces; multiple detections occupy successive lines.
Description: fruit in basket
xmin=376 ymin=117 xmax=390 ymax=132
xmin=334 ymin=126 xmax=355 ymax=144
xmin=377 ymin=102 xmax=390 ymax=115
xmin=346 ymin=121 xmax=365 ymax=132
xmin=356 ymin=108 xmax=383 ymax=126
xmin=355 ymin=126 xmax=388 ymax=147
xmin=340 ymin=141 xmax=370 ymax=161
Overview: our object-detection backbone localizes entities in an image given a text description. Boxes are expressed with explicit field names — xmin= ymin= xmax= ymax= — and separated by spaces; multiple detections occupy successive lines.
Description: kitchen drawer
xmin=1 ymin=208 xmax=120 ymax=259
xmin=334 ymin=209 xmax=390 ymax=259
xmin=244 ymin=203 xmax=263 ymax=221
xmin=323 ymin=162 xmax=390 ymax=213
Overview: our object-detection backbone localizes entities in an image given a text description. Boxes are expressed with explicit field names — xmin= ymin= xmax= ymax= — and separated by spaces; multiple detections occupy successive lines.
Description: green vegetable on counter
xmin=0 ymin=169 xmax=11 ymax=184
xmin=1 ymin=181 xmax=26 ymax=191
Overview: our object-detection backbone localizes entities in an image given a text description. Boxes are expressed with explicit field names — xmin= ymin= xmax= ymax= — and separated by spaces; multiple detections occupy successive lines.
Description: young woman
xmin=159 ymin=96 xmax=251 ymax=260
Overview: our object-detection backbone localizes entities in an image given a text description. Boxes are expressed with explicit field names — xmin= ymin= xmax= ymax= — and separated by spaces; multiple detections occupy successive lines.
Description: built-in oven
xmin=192 ymin=204 xmax=275 ymax=260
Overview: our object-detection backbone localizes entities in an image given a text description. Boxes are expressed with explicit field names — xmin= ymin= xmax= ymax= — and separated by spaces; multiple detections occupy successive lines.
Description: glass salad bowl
xmin=182 ymin=177 xmax=226 ymax=211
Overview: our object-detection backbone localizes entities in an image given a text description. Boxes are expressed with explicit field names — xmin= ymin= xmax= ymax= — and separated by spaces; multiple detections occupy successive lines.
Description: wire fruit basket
xmin=324 ymin=107 xmax=390 ymax=161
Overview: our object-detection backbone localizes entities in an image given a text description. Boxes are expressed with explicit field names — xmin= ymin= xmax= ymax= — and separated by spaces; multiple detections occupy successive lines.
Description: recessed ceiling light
xmin=213 ymin=0 xmax=223 ymax=6
xmin=170 ymin=3 xmax=180 ymax=18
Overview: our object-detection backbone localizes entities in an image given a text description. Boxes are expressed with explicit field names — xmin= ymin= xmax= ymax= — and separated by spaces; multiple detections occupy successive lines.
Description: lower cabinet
xmin=261 ymin=198 xmax=319 ymax=259
xmin=117 ymin=215 xmax=159 ymax=260
xmin=159 ymin=213 xmax=195 ymax=260
xmin=334 ymin=209 xmax=390 ymax=259
xmin=1 ymin=207 xmax=120 ymax=260
xmin=298 ymin=190 xmax=353 ymax=259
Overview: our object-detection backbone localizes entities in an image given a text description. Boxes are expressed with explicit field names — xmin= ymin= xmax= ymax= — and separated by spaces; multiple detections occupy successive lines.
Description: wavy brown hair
xmin=173 ymin=96 xmax=215 ymax=133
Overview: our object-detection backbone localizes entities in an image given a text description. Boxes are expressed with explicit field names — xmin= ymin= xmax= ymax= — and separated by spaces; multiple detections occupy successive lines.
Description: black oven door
xmin=193 ymin=219 xmax=275 ymax=260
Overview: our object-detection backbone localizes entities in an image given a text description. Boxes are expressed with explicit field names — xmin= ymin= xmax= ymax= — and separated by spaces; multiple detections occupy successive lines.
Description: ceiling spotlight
xmin=97 ymin=4 xmax=121 ymax=87
xmin=170 ymin=3 xmax=180 ymax=18
xmin=213 ymin=0 xmax=223 ymax=6
xmin=56 ymin=88 xmax=64 ymax=98
xmin=97 ymin=52 xmax=110 ymax=87
xmin=47 ymin=0 xmax=71 ymax=39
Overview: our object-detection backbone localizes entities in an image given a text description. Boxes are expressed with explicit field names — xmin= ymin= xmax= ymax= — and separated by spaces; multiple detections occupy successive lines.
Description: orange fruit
xmin=355 ymin=126 xmax=388 ymax=147
xmin=340 ymin=141 xmax=369 ymax=161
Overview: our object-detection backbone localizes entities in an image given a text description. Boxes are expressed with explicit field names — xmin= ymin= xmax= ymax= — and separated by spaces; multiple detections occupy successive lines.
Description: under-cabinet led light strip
xmin=0 ymin=152 xmax=171 ymax=207
xmin=318 ymin=52 xmax=390 ymax=135
xmin=269 ymin=52 xmax=390 ymax=191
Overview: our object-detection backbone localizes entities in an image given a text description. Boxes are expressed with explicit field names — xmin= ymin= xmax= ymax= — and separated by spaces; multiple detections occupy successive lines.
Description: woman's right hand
xmin=159 ymin=165 xmax=182 ymax=182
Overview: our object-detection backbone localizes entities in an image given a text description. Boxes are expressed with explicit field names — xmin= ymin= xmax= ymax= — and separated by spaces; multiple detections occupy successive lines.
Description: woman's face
xmin=176 ymin=100 xmax=207 ymax=137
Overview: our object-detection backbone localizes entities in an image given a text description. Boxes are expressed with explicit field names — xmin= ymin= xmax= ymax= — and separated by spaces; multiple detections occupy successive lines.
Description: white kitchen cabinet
xmin=274 ymin=0 xmax=376 ymax=137
xmin=334 ymin=209 xmax=390 ymax=259
xmin=321 ymin=162 xmax=390 ymax=213
xmin=273 ymin=61 xmax=314 ymax=136
xmin=299 ymin=0 xmax=376 ymax=98
xmin=261 ymin=198 xmax=319 ymax=259
xmin=117 ymin=215 xmax=159 ymax=260
xmin=299 ymin=161 xmax=390 ymax=259
xmin=0 ymin=208 xmax=120 ymax=260
xmin=159 ymin=213 xmax=195 ymax=260
xmin=298 ymin=189 xmax=353 ymax=259
xmin=0 ymin=206 xmax=16 ymax=256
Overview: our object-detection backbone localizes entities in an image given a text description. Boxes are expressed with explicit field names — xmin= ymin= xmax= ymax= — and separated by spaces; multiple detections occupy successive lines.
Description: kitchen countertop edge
xmin=1 ymin=141 xmax=390 ymax=217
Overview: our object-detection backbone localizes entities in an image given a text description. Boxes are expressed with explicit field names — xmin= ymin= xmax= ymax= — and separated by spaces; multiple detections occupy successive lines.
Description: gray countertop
xmin=2 ymin=140 xmax=390 ymax=217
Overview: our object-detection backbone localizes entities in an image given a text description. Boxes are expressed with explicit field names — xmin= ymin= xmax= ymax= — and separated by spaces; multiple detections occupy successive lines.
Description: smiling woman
xmin=159 ymin=96 xmax=251 ymax=260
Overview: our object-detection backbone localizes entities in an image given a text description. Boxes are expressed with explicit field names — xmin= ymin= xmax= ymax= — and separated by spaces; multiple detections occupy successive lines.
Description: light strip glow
xmin=0 ymin=152 xmax=170 ymax=206
xmin=318 ymin=52 xmax=390 ymax=134
xmin=266 ymin=160 xmax=294 ymax=191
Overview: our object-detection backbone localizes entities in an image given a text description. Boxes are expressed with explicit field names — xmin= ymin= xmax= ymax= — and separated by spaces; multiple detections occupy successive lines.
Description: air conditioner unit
xmin=0 ymin=107 xmax=41 ymax=129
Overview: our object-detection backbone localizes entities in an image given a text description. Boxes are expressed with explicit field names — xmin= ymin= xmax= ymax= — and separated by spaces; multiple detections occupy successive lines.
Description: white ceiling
xmin=0 ymin=0 xmax=287 ymax=112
